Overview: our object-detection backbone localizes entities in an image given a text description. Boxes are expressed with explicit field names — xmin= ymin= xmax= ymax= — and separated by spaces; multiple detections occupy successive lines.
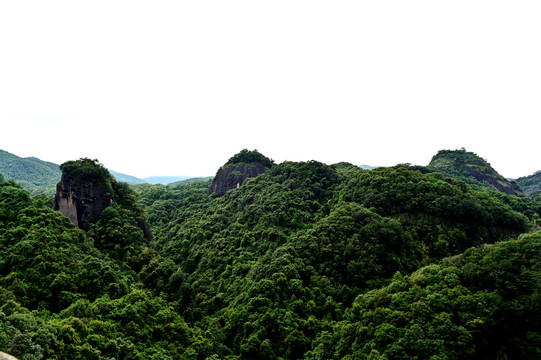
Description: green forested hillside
xmin=1 ymin=153 xmax=540 ymax=359
xmin=0 ymin=150 xmax=61 ymax=195
xmin=309 ymin=231 xmax=541 ymax=359
xmin=135 ymin=159 xmax=538 ymax=358
xmin=516 ymin=171 xmax=541 ymax=197
xmin=427 ymin=149 xmax=524 ymax=196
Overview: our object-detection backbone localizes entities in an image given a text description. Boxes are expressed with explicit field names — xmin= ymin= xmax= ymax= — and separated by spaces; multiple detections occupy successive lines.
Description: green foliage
xmin=310 ymin=231 xmax=541 ymax=359
xmin=168 ymin=176 xmax=213 ymax=186
xmin=338 ymin=167 xmax=528 ymax=256
xmin=0 ymin=182 xmax=133 ymax=311
xmin=225 ymin=149 xmax=274 ymax=168
xmin=59 ymin=158 xmax=111 ymax=182
xmin=516 ymin=170 xmax=541 ymax=197
xmin=59 ymin=157 xmax=147 ymax=228
xmin=0 ymin=172 xmax=193 ymax=359
xmin=0 ymin=149 xmax=61 ymax=195
xmin=2 ymin=154 xmax=541 ymax=359
xmin=135 ymin=160 xmax=537 ymax=358
xmin=427 ymin=149 xmax=524 ymax=196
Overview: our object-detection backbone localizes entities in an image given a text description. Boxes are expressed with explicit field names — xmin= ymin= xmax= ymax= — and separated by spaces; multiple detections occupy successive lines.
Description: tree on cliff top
xmin=59 ymin=158 xmax=145 ymax=219
xmin=225 ymin=149 xmax=274 ymax=168
xmin=59 ymin=158 xmax=111 ymax=181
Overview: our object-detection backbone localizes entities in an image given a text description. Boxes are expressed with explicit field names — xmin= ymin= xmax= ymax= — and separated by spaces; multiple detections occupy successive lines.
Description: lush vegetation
xmin=308 ymin=231 xmax=541 ymax=359
xmin=1 ymin=151 xmax=540 ymax=359
xmin=0 ymin=150 xmax=61 ymax=195
xmin=224 ymin=149 xmax=275 ymax=169
xmin=516 ymin=171 xmax=541 ymax=197
xmin=168 ymin=177 xmax=213 ymax=186
xmin=60 ymin=158 xmax=112 ymax=182
xmin=427 ymin=149 xmax=524 ymax=196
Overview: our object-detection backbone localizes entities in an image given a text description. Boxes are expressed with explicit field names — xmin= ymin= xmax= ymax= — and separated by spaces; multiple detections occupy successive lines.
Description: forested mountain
xmin=516 ymin=171 xmax=541 ymax=197
xmin=1 ymin=150 xmax=540 ymax=359
xmin=0 ymin=150 xmax=61 ymax=195
xmin=427 ymin=149 xmax=524 ymax=196
xmin=207 ymin=149 xmax=274 ymax=196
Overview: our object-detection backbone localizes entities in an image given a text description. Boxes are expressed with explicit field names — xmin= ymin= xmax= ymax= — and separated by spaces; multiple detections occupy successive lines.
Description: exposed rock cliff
xmin=207 ymin=162 xmax=269 ymax=196
xmin=54 ymin=174 xmax=113 ymax=231
xmin=207 ymin=149 xmax=274 ymax=196
xmin=0 ymin=351 xmax=19 ymax=360
xmin=54 ymin=158 xmax=152 ymax=244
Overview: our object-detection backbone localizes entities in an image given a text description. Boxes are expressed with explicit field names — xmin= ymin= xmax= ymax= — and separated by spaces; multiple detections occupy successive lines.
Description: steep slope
xmin=516 ymin=171 xmax=541 ymax=196
xmin=428 ymin=149 xmax=524 ymax=196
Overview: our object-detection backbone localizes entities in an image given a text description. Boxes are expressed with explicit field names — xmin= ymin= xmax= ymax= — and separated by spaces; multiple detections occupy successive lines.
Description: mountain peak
xmin=428 ymin=149 xmax=524 ymax=196
xmin=207 ymin=149 xmax=273 ymax=196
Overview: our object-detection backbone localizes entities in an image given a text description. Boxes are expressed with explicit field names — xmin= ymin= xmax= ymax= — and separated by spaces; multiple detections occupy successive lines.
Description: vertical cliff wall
xmin=207 ymin=162 xmax=269 ymax=196
xmin=53 ymin=158 xmax=152 ymax=245
xmin=54 ymin=174 xmax=114 ymax=231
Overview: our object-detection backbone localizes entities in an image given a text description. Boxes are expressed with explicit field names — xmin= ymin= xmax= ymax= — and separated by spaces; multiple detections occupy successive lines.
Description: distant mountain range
xmin=0 ymin=149 xmax=196 ymax=194
xmin=107 ymin=170 xmax=191 ymax=185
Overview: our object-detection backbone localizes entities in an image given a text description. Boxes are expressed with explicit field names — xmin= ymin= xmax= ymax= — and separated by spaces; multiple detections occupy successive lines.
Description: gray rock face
xmin=0 ymin=351 xmax=19 ymax=360
xmin=207 ymin=162 xmax=268 ymax=196
xmin=54 ymin=175 xmax=113 ymax=231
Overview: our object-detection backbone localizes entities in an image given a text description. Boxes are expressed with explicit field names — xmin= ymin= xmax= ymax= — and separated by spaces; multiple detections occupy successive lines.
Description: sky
xmin=1 ymin=1 xmax=540 ymax=179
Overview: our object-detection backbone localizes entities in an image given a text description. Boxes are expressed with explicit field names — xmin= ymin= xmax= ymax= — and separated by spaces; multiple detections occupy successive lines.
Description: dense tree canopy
xmin=1 ymin=158 xmax=540 ymax=359
xmin=225 ymin=149 xmax=275 ymax=168
xmin=0 ymin=150 xmax=61 ymax=195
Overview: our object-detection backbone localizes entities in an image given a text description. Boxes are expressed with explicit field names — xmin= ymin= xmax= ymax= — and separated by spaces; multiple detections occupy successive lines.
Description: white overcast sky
xmin=1 ymin=1 xmax=540 ymax=178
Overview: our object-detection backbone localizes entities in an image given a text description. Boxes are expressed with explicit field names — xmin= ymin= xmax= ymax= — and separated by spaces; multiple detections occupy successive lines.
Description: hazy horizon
xmin=1 ymin=146 xmax=538 ymax=181
xmin=1 ymin=1 xmax=540 ymax=179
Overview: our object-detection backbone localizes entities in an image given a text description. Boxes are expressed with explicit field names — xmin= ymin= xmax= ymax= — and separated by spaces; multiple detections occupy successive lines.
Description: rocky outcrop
xmin=428 ymin=149 xmax=524 ymax=197
xmin=54 ymin=174 xmax=114 ymax=231
xmin=0 ymin=352 xmax=18 ymax=360
xmin=54 ymin=158 xmax=153 ymax=246
xmin=207 ymin=162 xmax=268 ymax=196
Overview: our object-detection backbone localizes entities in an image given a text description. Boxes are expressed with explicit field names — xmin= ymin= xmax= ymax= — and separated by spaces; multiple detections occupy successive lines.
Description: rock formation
xmin=54 ymin=158 xmax=153 ymax=244
xmin=207 ymin=149 xmax=274 ymax=196
xmin=54 ymin=174 xmax=114 ymax=231
xmin=0 ymin=351 xmax=19 ymax=360
xmin=207 ymin=162 xmax=269 ymax=196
